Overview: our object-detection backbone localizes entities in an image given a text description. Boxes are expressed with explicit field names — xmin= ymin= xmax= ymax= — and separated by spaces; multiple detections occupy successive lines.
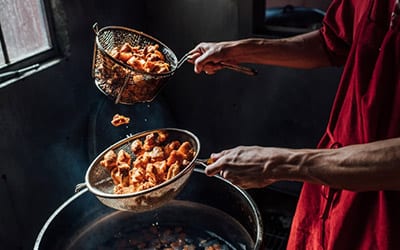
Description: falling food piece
xmin=111 ymin=114 xmax=130 ymax=127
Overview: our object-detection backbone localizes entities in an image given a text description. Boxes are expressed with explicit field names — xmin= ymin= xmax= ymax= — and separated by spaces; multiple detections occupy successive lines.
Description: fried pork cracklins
xmin=111 ymin=114 xmax=130 ymax=127
xmin=110 ymin=43 xmax=170 ymax=74
xmin=94 ymin=42 xmax=171 ymax=103
xmin=100 ymin=131 xmax=195 ymax=194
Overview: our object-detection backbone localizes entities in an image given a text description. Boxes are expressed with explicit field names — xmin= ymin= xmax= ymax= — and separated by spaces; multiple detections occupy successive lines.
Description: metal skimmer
xmin=76 ymin=128 xmax=202 ymax=213
xmin=92 ymin=23 xmax=257 ymax=105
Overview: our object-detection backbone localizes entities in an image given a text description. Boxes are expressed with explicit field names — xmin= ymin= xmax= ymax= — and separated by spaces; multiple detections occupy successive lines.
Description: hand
xmin=205 ymin=146 xmax=295 ymax=189
xmin=188 ymin=42 xmax=237 ymax=75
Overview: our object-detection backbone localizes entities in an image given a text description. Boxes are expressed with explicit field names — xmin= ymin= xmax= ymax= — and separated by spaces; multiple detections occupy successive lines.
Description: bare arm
xmin=189 ymin=30 xmax=332 ymax=74
xmin=295 ymin=138 xmax=400 ymax=191
xmin=206 ymin=137 xmax=400 ymax=191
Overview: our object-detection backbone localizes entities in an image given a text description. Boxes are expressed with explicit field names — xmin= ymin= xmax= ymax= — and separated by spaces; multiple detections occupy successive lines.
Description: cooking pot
xmin=34 ymin=168 xmax=263 ymax=249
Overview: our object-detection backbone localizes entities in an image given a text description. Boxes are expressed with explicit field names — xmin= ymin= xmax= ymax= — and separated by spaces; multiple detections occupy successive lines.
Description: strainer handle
xmin=177 ymin=52 xmax=190 ymax=69
xmin=93 ymin=22 xmax=99 ymax=35
xmin=195 ymin=158 xmax=210 ymax=168
xmin=75 ymin=182 xmax=87 ymax=193
xmin=179 ymin=52 xmax=257 ymax=76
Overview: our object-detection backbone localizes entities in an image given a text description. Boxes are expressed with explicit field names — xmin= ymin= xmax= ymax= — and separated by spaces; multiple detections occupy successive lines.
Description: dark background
xmin=0 ymin=0 xmax=341 ymax=249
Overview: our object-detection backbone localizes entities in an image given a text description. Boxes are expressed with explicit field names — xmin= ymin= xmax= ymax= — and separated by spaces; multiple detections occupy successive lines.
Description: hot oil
xmin=68 ymin=200 xmax=254 ymax=250
xmin=151 ymin=212 xmax=166 ymax=248
xmin=105 ymin=223 xmax=236 ymax=249
xmin=105 ymin=205 xmax=241 ymax=249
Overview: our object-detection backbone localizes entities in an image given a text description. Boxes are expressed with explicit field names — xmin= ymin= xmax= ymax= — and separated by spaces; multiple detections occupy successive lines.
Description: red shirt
xmin=287 ymin=0 xmax=400 ymax=249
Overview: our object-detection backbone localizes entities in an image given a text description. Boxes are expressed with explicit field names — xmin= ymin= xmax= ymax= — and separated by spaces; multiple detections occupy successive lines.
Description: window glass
xmin=0 ymin=44 xmax=4 ymax=67
xmin=0 ymin=0 xmax=51 ymax=64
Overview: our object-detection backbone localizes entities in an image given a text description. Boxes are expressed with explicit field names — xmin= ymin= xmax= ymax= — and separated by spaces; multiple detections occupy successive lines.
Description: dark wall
xmin=0 ymin=0 xmax=341 ymax=249
xmin=143 ymin=0 xmax=341 ymax=193
xmin=142 ymin=0 xmax=341 ymax=152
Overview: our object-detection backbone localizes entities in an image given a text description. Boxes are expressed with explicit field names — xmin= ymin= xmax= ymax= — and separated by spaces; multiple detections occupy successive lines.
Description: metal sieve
xmin=75 ymin=128 xmax=205 ymax=213
xmin=91 ymin=23 xmax=181 ymax=105
xmin=91 ymin=23 xmax=257 ymax=105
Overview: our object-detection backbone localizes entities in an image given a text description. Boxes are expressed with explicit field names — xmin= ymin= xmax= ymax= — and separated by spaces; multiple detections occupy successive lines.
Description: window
xmin=253 ymin=0 xmax=331 ymax=37
xmin=0 ymin=0 xmax=66 ymax=87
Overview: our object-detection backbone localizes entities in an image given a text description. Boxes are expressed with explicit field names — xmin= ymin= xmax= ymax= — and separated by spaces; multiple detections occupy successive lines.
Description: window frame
xmin=0 ymin=0 xmax=66 ymax=87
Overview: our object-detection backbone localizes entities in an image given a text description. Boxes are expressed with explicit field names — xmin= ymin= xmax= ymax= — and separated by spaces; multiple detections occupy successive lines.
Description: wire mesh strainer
xmin=92 ymin=23 xmax=257 ymax=105
xmin=91 ymin=23 xmax=180 ymax=105
xmin=76 ymin=128 xmax=202 ymax=213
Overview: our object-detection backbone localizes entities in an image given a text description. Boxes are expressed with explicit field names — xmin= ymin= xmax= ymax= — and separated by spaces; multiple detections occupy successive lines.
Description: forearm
xmin=226 ymin=30 xmax=332 ymax=69
xmin=274 ymin=138 xmax=400 ymax=191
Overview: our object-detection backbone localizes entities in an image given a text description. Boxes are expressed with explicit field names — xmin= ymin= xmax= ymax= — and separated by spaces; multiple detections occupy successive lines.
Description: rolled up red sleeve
xmin=319 ymin=0 xmax=355 ymax=66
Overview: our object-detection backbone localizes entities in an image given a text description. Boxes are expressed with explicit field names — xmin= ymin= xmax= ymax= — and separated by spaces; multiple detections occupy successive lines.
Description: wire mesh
xmin=91 ymin=24 xmax=178 ymax=104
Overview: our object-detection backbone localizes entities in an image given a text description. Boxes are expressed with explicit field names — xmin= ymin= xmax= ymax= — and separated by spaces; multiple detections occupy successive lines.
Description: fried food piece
xmin=177 ymin=141 xmax=194 ymax=158
xmin=111 ymin=162 xmax=130 ymax=186
xmin=166 ymin=162 xmax=181 ymax=180
xmin=111 ymin=114 xmax=130 ymax=127
xmin=117 ymin=149 xmax=131 ymax=165
xmin=131 ymin=139 xmax=143 ymax=155
xmin=100 ymin=131 xmax=195 ymax=194
xmin=143 ymin=133 xmax=157 ymax=151
xmin=157 ymin=130 xmax=168 ymax=143
xmin=112 ymin=42 xmax=170 ymax=74
xmin=100 ymin=150 xmax=117 ymax=171
xmin=148 ymin=146 xmax=165 ymax=161
xmin=164 ymin=140 xmax=180 ymax=156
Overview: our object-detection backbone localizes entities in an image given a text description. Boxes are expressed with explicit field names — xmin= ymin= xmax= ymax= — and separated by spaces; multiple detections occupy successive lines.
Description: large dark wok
xmin=34 ymin=168 xmax=263 ymax=249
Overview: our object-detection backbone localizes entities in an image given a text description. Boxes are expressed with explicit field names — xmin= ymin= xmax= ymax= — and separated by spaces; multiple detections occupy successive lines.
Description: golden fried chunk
xmin=112 ymin=43 xmax=169 ymax=74
xmin=111 ymin=114 xmax=130 ymax=127
xmin=100 ymin=131 xmax=195 ymax=194
xmin=131 ymin=139 xmax=143 ymax=155
xmin=130 ymin=167 xmax=145 ymax=184
xmin=119 ymin=42 xmax=134 ymax=53
xmin=177 ymin=141 xmax=194 ymax=159
xmin=117 ymin=149 xmax=131 ymax=165
xmin=143 ymin=133 xmax=157 ymax=151
xmin=148 ymin=146 xmax=164 ymax=161
xmin=100 ymin=150 xmax=117 ymax=171
xmin=167 ymin=162 xmax=181 ymax=180
xmin=145 ymin=163 xmax=158 ymax=185
xmin=164 ymin=140 xmax=180 ymax=156
xmin=157 ymin=130 xmax=168 ymax=143
xmin=111 ymin=163 xmax=130 ymax=186
xmin=153 ymin=160 xmax=168 ymax=180
xmin=166 ymin=150 xmax=185 ymax=166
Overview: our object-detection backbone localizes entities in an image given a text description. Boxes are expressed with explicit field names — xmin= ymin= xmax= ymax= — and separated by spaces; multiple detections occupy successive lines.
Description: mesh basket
xmin=91 ymin=23 xmax=179 ymax=104
xmin=84 ymin=128 xmax=201 ymax=213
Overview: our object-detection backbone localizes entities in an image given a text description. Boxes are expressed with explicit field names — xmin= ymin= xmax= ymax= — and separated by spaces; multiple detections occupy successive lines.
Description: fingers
xmin=204 ymin=151 xmax=228 ymax=176
xmin=187 ymin=43 xmax=224 ymax=74
xmin=194 ymin=49 xmax=219 ymax=74
xmin=187 ymin=52 xmax=201 ymax=64
xmin=204 ymin=160 xmax=223 ymax=176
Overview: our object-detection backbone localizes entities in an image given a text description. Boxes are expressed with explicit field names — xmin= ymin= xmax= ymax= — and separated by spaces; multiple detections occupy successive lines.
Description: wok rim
xmin=34 ymin=168 xmax=264 ymax=250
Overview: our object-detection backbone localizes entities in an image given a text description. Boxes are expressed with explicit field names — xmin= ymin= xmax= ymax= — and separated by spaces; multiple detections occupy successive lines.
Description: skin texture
xmin=188 ymin=31 xmax=400 ymax=191
xmin=205 ymin=138 xmax=400 ymax=191
xmin=188 ymin=30 xmax=331 ymax=74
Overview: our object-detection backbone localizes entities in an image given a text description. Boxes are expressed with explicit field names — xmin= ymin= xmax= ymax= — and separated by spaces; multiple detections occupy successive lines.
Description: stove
xmin=248 ymin=185 xmax=299 ymax=250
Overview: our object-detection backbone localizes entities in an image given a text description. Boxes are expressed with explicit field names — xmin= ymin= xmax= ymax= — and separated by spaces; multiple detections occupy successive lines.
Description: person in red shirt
xmin=189 ymin=0 xmax=400 ymax=249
